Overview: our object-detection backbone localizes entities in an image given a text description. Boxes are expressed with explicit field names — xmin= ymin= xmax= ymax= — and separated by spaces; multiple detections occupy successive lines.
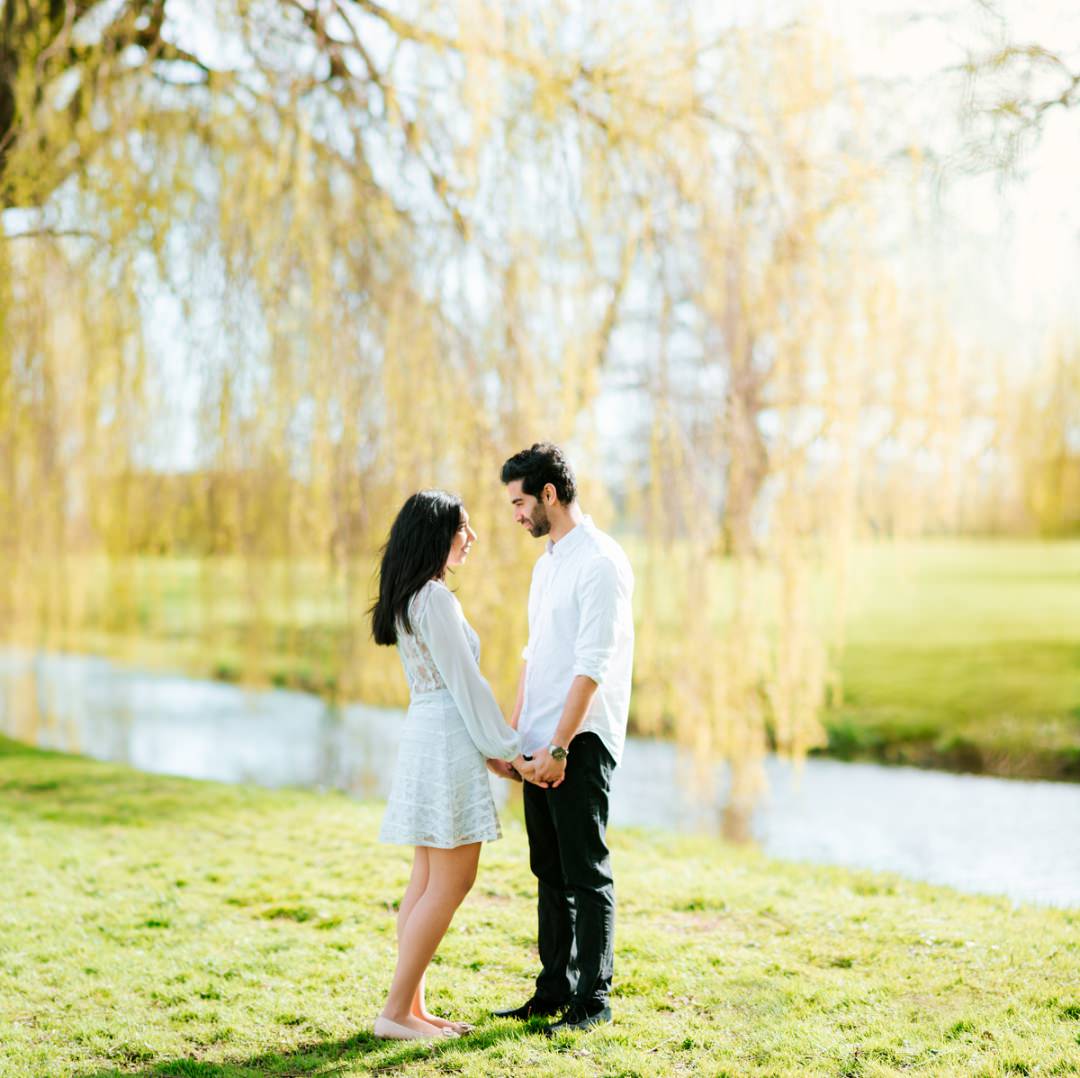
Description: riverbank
xmin=821 ymin=540 xmax=1080 ymax=781
xmin=9 ymin=539 xmax=1079 ymax=783
xmin=2 ymin=736 xmax=1078 ymax=1077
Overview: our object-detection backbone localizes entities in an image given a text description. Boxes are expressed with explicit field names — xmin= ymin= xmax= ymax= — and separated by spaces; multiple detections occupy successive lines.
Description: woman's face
xmin=445 ymin=507 xmax=478 ymax=571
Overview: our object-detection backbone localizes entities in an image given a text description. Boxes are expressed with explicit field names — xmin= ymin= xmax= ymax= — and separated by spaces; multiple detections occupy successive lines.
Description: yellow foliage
xmin=1 ymin=1 xmax=1073 ymax=802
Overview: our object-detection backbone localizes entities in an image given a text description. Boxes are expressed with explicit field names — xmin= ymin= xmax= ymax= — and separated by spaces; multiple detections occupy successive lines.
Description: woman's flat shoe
xmin=373 ymin=1016 xmax=446 ymax=1041
xmin=424 ymin=1018 xmax=473 ymax=1035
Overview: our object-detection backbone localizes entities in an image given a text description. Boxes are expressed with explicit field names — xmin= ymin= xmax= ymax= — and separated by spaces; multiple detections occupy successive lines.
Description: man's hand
xmin=512 ymin=754 xmax=550 ymax=788
xmin=486 ymin=758 xmax=522 ymax=782
xmin=529 ymin=748 xmax=567 ymax=788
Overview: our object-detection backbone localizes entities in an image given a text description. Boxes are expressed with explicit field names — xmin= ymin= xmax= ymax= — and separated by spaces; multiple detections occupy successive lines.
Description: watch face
xmin=550 ymin=746 xmax=568 ymax=760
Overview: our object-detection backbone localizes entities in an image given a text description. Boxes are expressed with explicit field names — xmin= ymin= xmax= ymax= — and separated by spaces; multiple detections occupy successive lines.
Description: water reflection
xmin=2 ymin=648 xmax=1078 ymax=908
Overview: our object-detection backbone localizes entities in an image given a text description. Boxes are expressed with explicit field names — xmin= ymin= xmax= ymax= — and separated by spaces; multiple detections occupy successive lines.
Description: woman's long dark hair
xmin=370 ymin=489 xmax=464 ymax=646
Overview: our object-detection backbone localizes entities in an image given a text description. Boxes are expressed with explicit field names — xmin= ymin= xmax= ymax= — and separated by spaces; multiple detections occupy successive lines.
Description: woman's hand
xmin=486 ymin=758 xmax=522 ymax=782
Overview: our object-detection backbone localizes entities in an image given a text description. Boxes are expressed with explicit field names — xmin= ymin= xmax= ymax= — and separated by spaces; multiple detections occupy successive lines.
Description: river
xmin=1 ymin=649 xmax=1077 ymax=908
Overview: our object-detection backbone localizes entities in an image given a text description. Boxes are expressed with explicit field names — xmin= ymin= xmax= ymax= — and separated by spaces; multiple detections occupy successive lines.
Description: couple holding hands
xmin=370 ymin=442 xmax=635 ymax=1040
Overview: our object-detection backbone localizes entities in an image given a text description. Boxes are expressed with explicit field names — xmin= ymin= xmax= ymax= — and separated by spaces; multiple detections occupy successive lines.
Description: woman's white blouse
xmin=397 ymin=580 xmax=521 ymax=762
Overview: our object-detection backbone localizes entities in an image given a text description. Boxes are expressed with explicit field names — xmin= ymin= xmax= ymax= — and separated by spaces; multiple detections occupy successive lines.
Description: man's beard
xmin=528 ymin=502 xmax=551 ymax=537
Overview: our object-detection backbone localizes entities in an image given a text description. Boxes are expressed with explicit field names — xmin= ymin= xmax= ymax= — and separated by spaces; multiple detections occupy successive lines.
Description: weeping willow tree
xmin=957 ymin=0 xmax=1080 ymax=171
xmin=1007 ymin=339 xmax=1080 ymax=536
xmin=1 ymin=1 xmax=1063 ymax=823
xmin=1 ymin=0 xmax=654 ymax=704
xmin=591 ymin=20 xmax=883 ymax=834
xmin=584 ymin=11 xmax=1063 ymax=830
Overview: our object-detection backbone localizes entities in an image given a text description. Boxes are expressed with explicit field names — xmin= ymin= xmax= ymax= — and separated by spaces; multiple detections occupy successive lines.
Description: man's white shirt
xmin=519 ymin=516 xmax=635 ymax=765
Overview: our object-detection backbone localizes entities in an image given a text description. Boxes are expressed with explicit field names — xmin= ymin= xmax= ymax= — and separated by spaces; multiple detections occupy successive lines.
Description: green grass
xmin=2 ymin=735 xmax=1079 ymax=1077
xmin=10 ymin=539 xmax=1080 ymax=779
xmin=826 ymin=540 xmax=1080 ymax=779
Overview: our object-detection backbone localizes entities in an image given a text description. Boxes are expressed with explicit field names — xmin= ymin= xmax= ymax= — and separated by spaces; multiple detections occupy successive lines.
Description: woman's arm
xmin=418 ymin=586 xmax=523 ymax=763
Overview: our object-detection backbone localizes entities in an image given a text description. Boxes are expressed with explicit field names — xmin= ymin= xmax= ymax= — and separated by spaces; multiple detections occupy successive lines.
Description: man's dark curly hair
xmin=500 ymin=442 xmax=578 ymax=505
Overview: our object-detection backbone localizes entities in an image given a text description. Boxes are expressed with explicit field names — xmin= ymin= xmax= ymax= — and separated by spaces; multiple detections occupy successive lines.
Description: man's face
xmin=506 ymin=479 xmax=551 ymax=538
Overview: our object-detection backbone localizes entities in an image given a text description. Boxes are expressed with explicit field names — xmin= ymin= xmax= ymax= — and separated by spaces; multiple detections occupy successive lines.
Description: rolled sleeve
xmin=572 ymin=556 xmax=620 ymax=686
xmin=419 ymin=587 xmax=522 ymax=762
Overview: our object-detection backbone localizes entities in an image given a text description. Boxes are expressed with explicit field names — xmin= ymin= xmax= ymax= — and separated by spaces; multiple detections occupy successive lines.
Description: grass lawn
xmin=827 ymin=541 xmax=1080 ymax=779
xmin=2 ymin=736 xmax=1079 ymax=1078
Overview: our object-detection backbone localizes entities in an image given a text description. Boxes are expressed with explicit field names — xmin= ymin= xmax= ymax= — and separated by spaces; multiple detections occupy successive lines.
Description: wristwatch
xmin=548 ymin=744 xmax=569 ymax=761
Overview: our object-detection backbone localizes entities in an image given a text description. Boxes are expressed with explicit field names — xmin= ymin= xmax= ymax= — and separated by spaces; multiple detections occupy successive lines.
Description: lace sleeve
xmin=417 ymin=585 xmax=522 ymax=762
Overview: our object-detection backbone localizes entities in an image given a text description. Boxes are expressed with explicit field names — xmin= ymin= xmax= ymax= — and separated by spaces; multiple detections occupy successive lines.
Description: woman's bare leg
xmin=379 ymin=843 xmax=480 ymax=1030
xmin=398 ymin=847 xmax=474 ymax=1033
xmin=387 ymin=847 xmax=466 ymax=1033
xmin=375 ymin=848 xmax=441 ymax=1038
xmin=394 ymin=848 xmax=464 ymax=1029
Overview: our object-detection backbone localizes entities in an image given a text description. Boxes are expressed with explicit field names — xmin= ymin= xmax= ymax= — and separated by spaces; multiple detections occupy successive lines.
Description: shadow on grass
xmin=78 ymin=1022 xmax=533 ymax=1078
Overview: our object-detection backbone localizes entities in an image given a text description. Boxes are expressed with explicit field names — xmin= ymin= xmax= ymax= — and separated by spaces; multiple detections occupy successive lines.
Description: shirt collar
xmin=546 ymin=515 xmax=592 ymax=558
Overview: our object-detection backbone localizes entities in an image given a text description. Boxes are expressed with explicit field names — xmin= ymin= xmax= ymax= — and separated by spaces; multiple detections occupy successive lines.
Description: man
xmin=488 ymin=442 xmax=635 ymax=1034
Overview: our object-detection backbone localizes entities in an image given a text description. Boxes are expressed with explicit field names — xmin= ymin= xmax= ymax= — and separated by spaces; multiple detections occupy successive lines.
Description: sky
xmin=824 ymin=0 xmax=1080 ymax=340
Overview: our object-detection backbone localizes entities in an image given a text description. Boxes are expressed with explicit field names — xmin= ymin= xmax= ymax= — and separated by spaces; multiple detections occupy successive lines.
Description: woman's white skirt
xmin=378 ymin=689 xmax=502 ymax=848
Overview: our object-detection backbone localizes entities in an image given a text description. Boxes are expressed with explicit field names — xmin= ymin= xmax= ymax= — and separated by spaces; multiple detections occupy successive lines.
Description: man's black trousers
xmin=522 ymin=732 xmax=616 ymax=1011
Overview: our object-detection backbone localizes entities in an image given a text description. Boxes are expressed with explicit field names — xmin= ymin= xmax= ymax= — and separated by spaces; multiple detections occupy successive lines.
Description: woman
xmin=370 ymin=489 xmax=534 ymax=1041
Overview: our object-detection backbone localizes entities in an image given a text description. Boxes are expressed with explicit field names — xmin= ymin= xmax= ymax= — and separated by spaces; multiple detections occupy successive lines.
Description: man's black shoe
xmin=492 ymin=996 xmax=565 ymax=1021
xmin=544 ymin=1003 xmax=613 ymax=1035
